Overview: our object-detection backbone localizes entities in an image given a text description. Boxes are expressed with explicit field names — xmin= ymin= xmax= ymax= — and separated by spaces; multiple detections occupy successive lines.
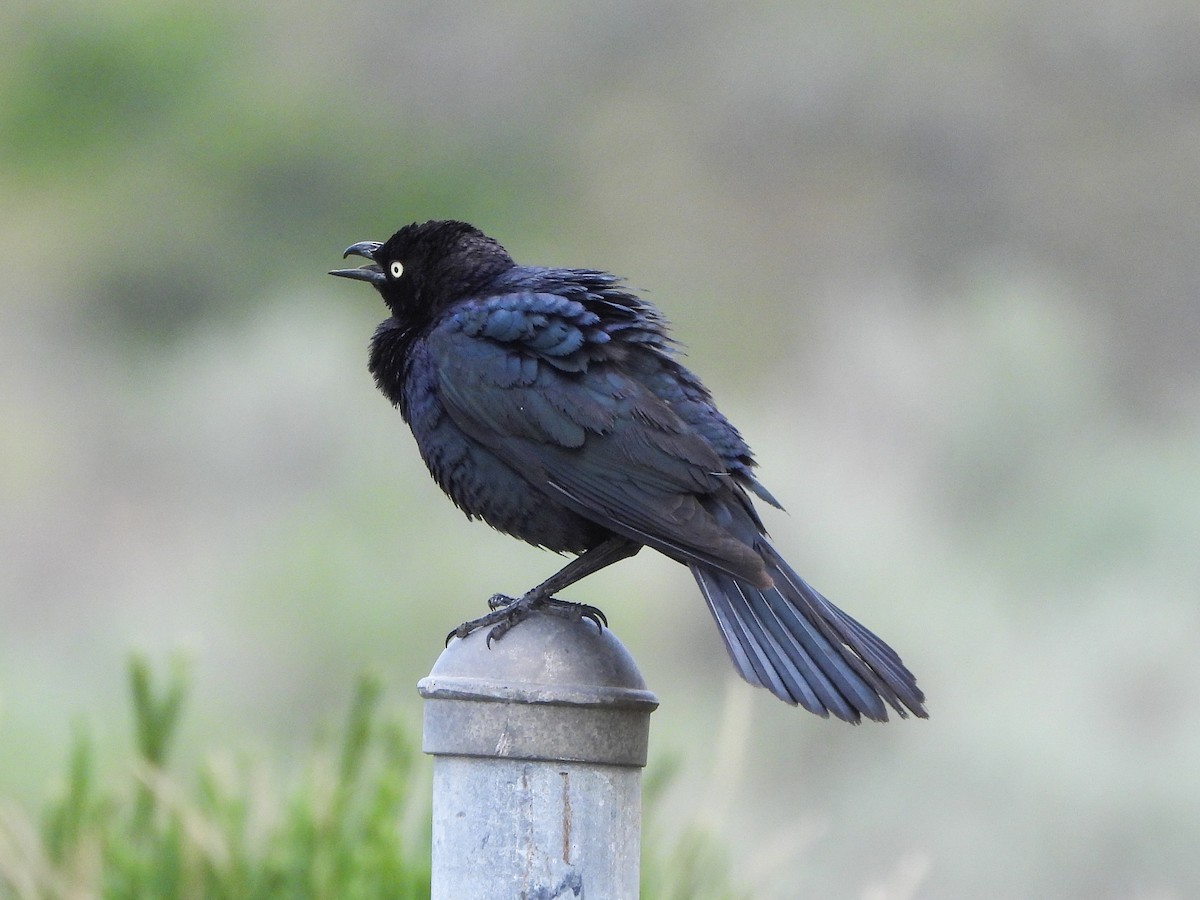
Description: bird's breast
xmin=397 ymin=339 xmax=608 ymax=554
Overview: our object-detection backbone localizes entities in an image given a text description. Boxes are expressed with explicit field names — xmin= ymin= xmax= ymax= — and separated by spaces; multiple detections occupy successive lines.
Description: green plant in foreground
xmin=0 ymin=657 xmax=745 ymax=899
xmin=0 ymin=656 xmax=429 ymax=899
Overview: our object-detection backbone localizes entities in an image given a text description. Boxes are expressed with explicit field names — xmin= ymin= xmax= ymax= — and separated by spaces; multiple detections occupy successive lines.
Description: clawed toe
xmin=487 ymin=593 xmax=514 ymax=611
xmin=540 ymin=596 xmax=607 ymax=631
xmin=445 ymin=596 xmax=523 ymax=646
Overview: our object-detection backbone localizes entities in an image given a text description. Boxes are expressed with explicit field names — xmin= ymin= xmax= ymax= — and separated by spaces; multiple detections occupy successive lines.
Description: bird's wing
xmin=426 ymin=293 xmax=770 ymax=584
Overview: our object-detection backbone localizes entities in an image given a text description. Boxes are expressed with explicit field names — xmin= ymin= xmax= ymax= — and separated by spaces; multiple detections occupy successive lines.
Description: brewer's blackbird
xmin=330 ymin=220 xmax=926 ymax=722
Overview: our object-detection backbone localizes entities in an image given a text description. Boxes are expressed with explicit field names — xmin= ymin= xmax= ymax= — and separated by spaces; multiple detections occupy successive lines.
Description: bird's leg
xmin=448 ymin=537 xmax=641 ymax=645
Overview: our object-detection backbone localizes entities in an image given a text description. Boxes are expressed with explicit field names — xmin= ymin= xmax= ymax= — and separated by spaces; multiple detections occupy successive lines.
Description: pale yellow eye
xmin=389 ymin=261 xmax=404 ymax=279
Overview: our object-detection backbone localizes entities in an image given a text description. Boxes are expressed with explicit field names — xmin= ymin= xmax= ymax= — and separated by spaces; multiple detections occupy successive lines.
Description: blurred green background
xmin=2 ymin=1 xmax=1198 ymax=897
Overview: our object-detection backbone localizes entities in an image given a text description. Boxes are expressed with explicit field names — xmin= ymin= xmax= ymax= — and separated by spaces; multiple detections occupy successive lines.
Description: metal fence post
xmin=418 ymin=609 xmax=659 ymax=899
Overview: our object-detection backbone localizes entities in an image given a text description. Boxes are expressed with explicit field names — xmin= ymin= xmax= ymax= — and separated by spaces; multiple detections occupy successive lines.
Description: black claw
xmin=485 ymin=620 xmax=512 ymax=647
xmin=531 ymin=596 xmax=607 ymax=632
xmin=487 ymin=592 xmax=515 ymax=611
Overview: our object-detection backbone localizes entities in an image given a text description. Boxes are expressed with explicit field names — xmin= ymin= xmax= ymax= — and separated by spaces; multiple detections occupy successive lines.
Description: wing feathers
xmin=423 ymin=291 xmax=923 ymax=722
xmin=427 ymin=314 xmax=771 ymax=584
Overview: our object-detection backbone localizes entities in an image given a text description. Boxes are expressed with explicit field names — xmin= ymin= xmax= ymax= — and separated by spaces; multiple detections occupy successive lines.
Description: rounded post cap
xmin=419 ymin=609 xmax=658 ymax=709
xmin=418 ymin=610 xmax=659 ymax=765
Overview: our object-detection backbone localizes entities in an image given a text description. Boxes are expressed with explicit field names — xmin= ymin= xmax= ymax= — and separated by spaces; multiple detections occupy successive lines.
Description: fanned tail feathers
xmin=690 ymin=541 xmax=927 ymax=723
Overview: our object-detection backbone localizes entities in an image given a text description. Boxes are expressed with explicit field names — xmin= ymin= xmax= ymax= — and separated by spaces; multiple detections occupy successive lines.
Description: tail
xmin=690 ymin=541 xmax=927 ymax=723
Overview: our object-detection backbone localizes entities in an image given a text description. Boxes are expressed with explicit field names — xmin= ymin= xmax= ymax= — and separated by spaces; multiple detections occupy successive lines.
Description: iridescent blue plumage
xmin=331 ymin=220 xmax=926 ymax=723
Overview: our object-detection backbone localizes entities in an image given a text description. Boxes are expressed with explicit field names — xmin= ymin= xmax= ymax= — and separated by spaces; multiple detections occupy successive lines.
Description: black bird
xmin=330 ymin=221 xmax=926 ymax=723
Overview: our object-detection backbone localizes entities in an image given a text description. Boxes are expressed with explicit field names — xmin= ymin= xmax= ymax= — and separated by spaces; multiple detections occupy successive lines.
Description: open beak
xmin=329 ymin=241 xmax=385 ymax=284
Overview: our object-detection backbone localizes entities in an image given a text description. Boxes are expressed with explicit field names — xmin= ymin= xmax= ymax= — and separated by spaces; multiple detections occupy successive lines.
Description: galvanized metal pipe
xmin=419 ymin=610 xmax=659 ymax=899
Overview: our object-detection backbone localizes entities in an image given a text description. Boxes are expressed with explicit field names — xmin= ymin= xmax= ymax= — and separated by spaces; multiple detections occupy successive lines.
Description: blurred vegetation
xmin=2 ymin=1 xmax=1199 ymax=898
xmin=0 ymin=658 xmax=742 ymax=899
xmin=0 ymin=658 xmax=431 ymax=898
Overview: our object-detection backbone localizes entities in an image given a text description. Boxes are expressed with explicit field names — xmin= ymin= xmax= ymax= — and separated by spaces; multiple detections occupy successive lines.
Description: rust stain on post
xmin=560 ymin=770 xmax=572 ymax=864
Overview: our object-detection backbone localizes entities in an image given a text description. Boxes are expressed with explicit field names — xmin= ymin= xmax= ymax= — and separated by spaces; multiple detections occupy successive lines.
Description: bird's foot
xmin=447 ymin=592 xmax=607 ymax=646
xmin=535 ymin=596 xmax=607 ymax=632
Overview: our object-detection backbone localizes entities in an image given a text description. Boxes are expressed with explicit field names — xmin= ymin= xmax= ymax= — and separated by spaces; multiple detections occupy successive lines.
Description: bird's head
xmin=329 ymin=220 xmax=515 ymax=318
